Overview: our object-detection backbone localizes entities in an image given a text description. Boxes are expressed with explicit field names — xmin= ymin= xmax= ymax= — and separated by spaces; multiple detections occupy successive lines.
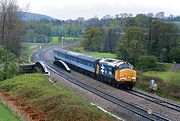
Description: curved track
xmin=34 ymin=47 xmax=174 ymax=121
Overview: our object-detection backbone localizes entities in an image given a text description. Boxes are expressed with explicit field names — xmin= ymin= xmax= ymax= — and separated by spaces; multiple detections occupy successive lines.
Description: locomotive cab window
xmin=119 ymin=63 xmax=133 ymax=70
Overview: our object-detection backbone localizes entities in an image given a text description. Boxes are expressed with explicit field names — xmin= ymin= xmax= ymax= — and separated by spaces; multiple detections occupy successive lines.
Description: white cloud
xmin=17 ymin=0 xmax=180 ymax=20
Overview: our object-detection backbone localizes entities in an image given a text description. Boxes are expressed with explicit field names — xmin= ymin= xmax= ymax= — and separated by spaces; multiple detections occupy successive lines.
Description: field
xmin=64 ymin=37 xmax=81 ymax=42
xmin=50 ymin=37 xmax=60 ymax=44
xmin=136 ymin=63 xmax=180 ymax=102
xmin=172 ymin=21 xmax=180 ymax=26
xmin=0 ymin=103 xmax=20 ymax=121
xmin=0 ymin=73 xmax=116 ymax=121
xmin=20 ymin=42 xmax=46 ymax=63
xmin=67 ymin=46 xmax=117 ymax=58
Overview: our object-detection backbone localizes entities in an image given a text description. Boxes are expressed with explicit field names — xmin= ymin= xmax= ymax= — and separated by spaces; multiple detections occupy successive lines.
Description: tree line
xmin=82 ymin=14 xmax=180 ymax=66
xmin=0 ymin=0 xmax=22 ymax=80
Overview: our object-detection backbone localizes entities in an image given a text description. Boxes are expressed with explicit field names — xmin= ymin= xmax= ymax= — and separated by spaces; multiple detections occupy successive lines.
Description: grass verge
xmin=0 ymin=73 xmax=117 ymax=121
xmin=135 ymin=63 xmax=180 ymax=102
xmin=67 ymin=46 xmax=117 ymax=58
xmin=0 ymin=103 xmax=20 ymax=121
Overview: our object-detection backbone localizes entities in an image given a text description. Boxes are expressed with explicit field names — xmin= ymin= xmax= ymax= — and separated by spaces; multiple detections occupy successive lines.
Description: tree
xmin=82 ymin=27 xmax=103 ymax=51
xmin=149 ymin=20 xmax=178 ymax=62
xmin=171 ymin=48 xmax=180 ymax=63
xmin=146 ymin=13 xmax=154 ymax=18
xmin=0 ymin=0 xmax=24 ymax=55
xmin=0 ymin=45 xmax=17 ymax=81
xmin=137 ymin=55 xmax=158 ymax=71
xmin=103 ymin=27 xmax=121 ymax=53
xmin=155 ymin=12 xmax=165 ymax=19
xmin=116 ymin=26 xmax=145 ymax=64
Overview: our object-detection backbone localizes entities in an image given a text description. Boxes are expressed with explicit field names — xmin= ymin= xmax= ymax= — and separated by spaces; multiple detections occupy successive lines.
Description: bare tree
xmin=155 ymin=12 xmax=165 ymax=19
xmin=169 ymin=14 xmax=174 ymax=20
xmin=128 ymin=13 xmax=133 ymax=18
xmin=146 ymin=13 xmax=154 ymax=18
xmin=0 ymin=0 xmax=24 ymax=55
xmin=102 ymin=15 xmax=112 ymax=20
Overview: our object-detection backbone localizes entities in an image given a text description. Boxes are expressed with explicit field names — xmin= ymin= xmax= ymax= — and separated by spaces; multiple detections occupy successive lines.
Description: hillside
xmin=21 ymin=12 xmax=55 ymax=21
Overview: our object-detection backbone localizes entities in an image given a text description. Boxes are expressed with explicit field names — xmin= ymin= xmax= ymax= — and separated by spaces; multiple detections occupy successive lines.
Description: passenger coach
xmin=54 ymin=49 xmax=136 ymax=89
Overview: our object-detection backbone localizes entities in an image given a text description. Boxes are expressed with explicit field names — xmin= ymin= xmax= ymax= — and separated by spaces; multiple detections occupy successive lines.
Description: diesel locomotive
xmin=54 ymin=49 xmax=136 ymax=89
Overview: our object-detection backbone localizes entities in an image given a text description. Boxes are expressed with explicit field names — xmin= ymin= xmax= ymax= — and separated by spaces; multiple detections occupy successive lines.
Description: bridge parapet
xmin=20 ymin=61 xmax=50 ymax=75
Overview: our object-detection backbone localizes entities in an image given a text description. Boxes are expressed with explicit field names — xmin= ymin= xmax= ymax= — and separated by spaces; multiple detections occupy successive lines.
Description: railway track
xmin=129 ymin=89 xmax=180 ymax=112
xmin=36 ymin=48 xmax=172 ymax=121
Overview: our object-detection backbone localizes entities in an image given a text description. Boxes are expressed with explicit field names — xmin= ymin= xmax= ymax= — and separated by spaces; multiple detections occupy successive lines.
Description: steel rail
xmin=129 ymin=89 xmax=180 ymax=112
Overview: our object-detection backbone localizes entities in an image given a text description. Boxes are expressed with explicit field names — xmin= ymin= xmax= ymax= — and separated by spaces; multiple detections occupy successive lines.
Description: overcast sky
xmin=18 ymin=0 xmax=180 ymax=20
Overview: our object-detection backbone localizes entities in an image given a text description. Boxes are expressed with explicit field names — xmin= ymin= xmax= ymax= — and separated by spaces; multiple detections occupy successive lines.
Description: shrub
xmin=137 ymin=55 xmax=158 ymax=72
xmin=171 ymin=48 xmax=180 ymax=63
xmin=0 ymin=45 xmax=17 ymax=81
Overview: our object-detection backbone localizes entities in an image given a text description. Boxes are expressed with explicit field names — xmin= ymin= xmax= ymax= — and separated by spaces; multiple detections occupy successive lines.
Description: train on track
xmin=53 ymin=49 xmax=136 ymax=89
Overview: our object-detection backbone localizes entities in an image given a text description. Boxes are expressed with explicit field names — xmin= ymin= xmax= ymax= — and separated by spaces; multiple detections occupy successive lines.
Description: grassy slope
xmin=0 ymin=103 xmax=20 ymax=121
xmin=136 ymin=63 xmax=180 ymax=102
xmin=0 ymin=73 xmax=116 ymax=121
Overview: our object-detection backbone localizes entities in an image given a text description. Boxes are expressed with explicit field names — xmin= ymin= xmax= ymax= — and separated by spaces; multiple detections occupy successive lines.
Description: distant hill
xmin=21 ymin=12 xmax=55 ymax=21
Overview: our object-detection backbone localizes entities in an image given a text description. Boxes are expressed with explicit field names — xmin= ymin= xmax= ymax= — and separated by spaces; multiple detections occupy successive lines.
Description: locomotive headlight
xmin=120 ymin=77 xmax=126 ymax=80
xmin=132 ymin=77 xmax=136 ymax=80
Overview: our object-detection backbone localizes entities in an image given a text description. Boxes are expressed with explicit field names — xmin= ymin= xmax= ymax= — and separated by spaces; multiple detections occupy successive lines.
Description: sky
xmin=17 ymin=0 xmax=180 ymax=20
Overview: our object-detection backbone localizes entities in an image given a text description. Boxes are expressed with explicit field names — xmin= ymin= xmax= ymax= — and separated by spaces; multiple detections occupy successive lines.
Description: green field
xmin=136 ymin=63 xmax=180 ymax=101
xmin=20 ymin=42 xmax=46 ymax=63
xmin=64 ymin=37 xmax=81 ymax=42
xmin=67 ymin=46 xmax=117 ymax=59
xmin=0 ymin=73 xmax=116 ymax=121
xmin=50 ymin=36 xmax=80 ymax=44
xmin=172 ymin=21 xmax=180 ymax=26
xmin=84 ymin=52 xmax=117 ymax=58
xmin=50 ymin=37 xmax=60 ymax=44
xmin=0 ymin=103 xmax=20 ymax=121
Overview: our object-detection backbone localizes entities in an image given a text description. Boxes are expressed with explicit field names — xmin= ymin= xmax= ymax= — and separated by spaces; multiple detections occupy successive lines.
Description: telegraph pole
xmin=61 ymin=36 xmax=64 ymax=48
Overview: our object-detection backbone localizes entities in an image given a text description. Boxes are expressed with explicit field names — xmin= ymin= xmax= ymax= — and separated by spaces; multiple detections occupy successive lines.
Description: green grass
xmin=0 ymin=103 xmax=20 ymax=121
xmin=143 ymin=71 xmax=180 ymax=86
xmin=135 ymin=63 xmax=180 ymax=102
xmin=64 ymin=37 xmax=81 ymax=42
xmin=67 ymin=46 xmax=117 ymax=59
xmin=50 ymin=37 xmax=60 ymax=44
xmin=84 ymin=52 xmax=117 ymax=58
xmin=172 ymin=21 xmax=180 ymax=26
xmin=0 ymin=73 xmax=116 ymax=121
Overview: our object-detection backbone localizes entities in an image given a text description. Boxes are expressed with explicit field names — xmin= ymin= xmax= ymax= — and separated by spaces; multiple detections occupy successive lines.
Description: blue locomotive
xmin=54 ymin=49 xmax=136 ymax=89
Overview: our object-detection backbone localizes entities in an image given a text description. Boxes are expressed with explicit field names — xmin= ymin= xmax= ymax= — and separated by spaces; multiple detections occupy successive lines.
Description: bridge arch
xmin=35 ymin=61 xmax=50 ymax=75
xmin=53 ymin=60 xmax=71 ymax=72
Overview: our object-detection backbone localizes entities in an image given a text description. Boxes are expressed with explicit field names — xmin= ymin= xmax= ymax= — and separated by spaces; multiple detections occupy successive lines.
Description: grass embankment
xmin=136 ymin=63 xmax=180 ymax=102
xmin=0 ymin=103 xmax=20 ymax=121
xmin=0 ymin=73 xmax=116 ymax=121
xmin=67 ymin=46 xmax=117 ymax=58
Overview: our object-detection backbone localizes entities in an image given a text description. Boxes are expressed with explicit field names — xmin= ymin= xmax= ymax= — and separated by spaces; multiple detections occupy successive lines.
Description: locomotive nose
xmin=115 ymin=69 xmax=136 ymax=82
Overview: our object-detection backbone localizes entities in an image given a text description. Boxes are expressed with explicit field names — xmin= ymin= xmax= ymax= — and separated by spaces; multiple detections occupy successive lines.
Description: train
xmin=53 ymin=49 xmax=136 ymax=89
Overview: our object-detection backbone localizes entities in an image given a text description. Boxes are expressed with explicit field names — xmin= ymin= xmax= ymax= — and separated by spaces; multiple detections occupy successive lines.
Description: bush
xmin=137 ymin=55 xmax=158 ymax=72
xmin=0 ymin=45 xmax=17 ymax=81
xmin=171 ymin=48 xmax=180 ymax=63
